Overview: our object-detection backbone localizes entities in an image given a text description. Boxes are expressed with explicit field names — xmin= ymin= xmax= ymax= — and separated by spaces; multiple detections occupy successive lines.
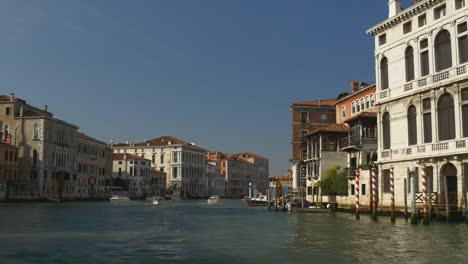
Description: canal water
xmin=0 ymin=200 xmax=467 ymax=264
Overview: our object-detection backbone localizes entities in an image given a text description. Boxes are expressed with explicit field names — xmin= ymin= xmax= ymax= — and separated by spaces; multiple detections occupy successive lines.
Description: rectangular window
xmin=383 ymin=169 xmax=391 ymax=193
xmin=300 ymin=130 xmax=308 ymax=141
xmin=420 ymin=50 xmax=429 ymax=76
xmin=458 ymin=22 xmax=468 ymax=64
xmin=456 ymin=0 xmax=466 ymax=9
xmin=434 ymin=4 xmax=446 ymax=20
xmin=300 ymin=112 xmax=308 ymax=124
xmin=361 ymin=184 xmax=366 ymax=196
xmin=403 ymin=21 xmax=412 ymax=34
xmin=426 ymin=166 xmax=434 ymax=193
xmin=301 ymin=150 xmax=307 ymax=160
xmin=418 ymin=14 xmax=427 ymax=28
xmin=350 ymin=184 xmax=355 ymax=196
xmin=379 ymin=34 xmax=386 ymax=46
xmin=5 ymin=107 xmax=10 ymax=116
xmin=423 ymin=98 xmax=432 ymax=143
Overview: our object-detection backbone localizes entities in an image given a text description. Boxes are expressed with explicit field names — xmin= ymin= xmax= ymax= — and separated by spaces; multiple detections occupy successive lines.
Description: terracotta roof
xmin=307 ymin=124 xmax=349 ymax=136
xmin=270 ymin=176 xmax=292 ymax=181
xmin=113 ymin=136 xmax=198 ymax=148
xmin=334 ymin=83 xmax=376 ymax=105
xmin=344 ymin=111 xmax=377 ymax=123
xmin=78 ymin=133 xmax=107 ymax=145
xmin=112 ymin=153 xmax=151 ymax=162
xmin=291 ymin=99 xmax=336 ymax=107
xmin=232 ymin=152 xmax=268 ymax=160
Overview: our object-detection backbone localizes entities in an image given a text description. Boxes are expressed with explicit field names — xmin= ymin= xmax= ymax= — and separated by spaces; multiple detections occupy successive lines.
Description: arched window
xmin=370 ymin=94 xmax=375 ymax=106
xmin=33 ymin=124 xmax=39 ymax=139
xmin=438 ymin=93 xmax=455 ymax=140
xmin=366 ymin=96 xmax=370 ymax=108
xmin=407 ymin=105 xmax=417 ymax=145
xmin=435 ymin=30 xmax=452 ymax=72
xmin=352 ymin=102 xmax=356 ymax=113
xmin=382 ymin=112 xmax=391 ymax=150
xmin=405 ymin=46 xmax=415 ymax=81
xmin=342 ymin=106 xmax=346 ymax=118
xmin=357 ymin=101 xmax=361 ymax=112
xmin=361 ymin=98 xmax=365 ymax=110
xmin=32 ymin=149 xmax=38 ymax=167
xmin=380 ymin=57 xmax=389 ymax=90
xmin=4 ymin=125 xmax=9 ymax=138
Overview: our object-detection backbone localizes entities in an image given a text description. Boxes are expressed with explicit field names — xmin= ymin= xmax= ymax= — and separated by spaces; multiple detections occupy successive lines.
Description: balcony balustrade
xmin=341 ymin=135 xmax=377 ymax=149
xmin=379 ymin=138 xmax=468 ymax=161
xmin=378 ymin=62 xmax=468 ymax=102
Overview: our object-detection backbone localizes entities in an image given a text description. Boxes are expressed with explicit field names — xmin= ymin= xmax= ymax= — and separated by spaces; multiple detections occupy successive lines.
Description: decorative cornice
xmin=367 ymin=0 xmax=444 ymax=36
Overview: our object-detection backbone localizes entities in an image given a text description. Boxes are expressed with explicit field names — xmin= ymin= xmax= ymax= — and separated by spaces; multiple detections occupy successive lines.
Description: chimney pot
xmin=44 ymin=105 xmax=48 ymax=112
xmin=389 ymin=0 xmax=402 ymax=18
xmin=10 ymin=93 xmax=15 ymax=102
xmin=20 ymin=106 xmax=24 ymax=117
xmin=350 ymin=80 xmax=360 ymax=93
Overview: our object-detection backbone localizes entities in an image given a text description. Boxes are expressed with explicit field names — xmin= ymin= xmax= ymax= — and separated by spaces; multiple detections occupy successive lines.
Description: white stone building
xmin=369 ymin=0 xmax=468 ymax=213
xmin=111 ymin=136 xmax=207 ymax=198
xmin=112 ymin=153 xmax=153 ymax=199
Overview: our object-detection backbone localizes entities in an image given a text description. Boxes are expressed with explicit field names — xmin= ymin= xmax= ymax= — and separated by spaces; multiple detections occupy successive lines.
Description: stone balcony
xmin=378 ymin=62 xmax=468 ymax=102
xmin=380 ymin=138 xmax=468 ymax=162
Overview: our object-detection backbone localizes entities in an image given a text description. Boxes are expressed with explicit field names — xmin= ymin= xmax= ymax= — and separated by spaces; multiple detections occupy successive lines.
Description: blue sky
xmin=0 ymin=0 xmax=414 ymax=176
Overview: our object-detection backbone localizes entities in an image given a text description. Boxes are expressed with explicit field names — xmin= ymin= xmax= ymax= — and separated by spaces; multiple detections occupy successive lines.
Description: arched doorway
xmin=441 ymin=163 xmax=458 ymax=207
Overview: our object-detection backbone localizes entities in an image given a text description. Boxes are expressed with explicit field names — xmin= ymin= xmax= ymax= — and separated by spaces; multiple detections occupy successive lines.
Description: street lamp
xmin=409 ymin=162 xmax=418 ymax=224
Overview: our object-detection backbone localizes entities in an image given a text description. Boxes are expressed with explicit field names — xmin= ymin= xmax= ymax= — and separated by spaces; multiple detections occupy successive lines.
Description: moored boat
xmin=109 ymin=195 xmax=131 ymax=202
xmin=207 ymin=195 xmax=222 ymax=204
xmin=245 ymin=193 xmax=274 ymax=207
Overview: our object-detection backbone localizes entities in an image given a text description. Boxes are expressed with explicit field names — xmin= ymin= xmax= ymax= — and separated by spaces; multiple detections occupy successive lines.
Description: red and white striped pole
xmin=355 ymin=168 xmax=360 ymax=220
xmin=390 ymin=167 xmax=395 ymax=223
xmin=372 ymin=167 xmax=378 ymax=220
xmin=421 ymin=164 xmax=429 ymax=224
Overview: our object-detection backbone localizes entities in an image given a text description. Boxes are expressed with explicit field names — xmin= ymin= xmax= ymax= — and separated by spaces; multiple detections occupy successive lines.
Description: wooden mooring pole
xmin=404 ymin=178 xmax=408 ymax=220
xmin=444 ymin=176 xmax=449 ymax=221
xmin=355 ymin=168 xmax=360 ymax=220
xmin=372 ymin=167 xmax=378 ymax=221
xmin=421 ymin=164 xmax=430 ymax=225
xmin=275 ymin=185 xmax=278 ymax=212
xmin=267 ymin=188 xmax=271 ymax=211
xmin=391 ymin=168 xmax=395 ymax=223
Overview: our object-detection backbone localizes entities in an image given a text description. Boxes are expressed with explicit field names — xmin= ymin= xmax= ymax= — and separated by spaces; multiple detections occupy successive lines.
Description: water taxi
xmin=109 ymin=195 xmax=131 ymax=202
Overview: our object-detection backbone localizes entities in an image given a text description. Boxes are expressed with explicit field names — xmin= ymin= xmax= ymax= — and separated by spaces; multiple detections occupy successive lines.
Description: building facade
xmin=112 ymin=153 xmax=153 ymax=199
xmin=304 ymin=124 xmax=349 ymax=201
xmin=290 ymin=100 xmax=336 ymax=194
xmin=0 ymin=140 xmax=19 ymax=200
xmin=0 ymin=94 xmax=111 ymax=201
xmin=369 ymin=0 xmax=468 ymax=212
xmin=112 ymin=136 xmax=207 ymax=198
xmin=77 ymin=133 xmax=113 ymax=200
xmin=205 ymin=161 xmax=226 ymax=197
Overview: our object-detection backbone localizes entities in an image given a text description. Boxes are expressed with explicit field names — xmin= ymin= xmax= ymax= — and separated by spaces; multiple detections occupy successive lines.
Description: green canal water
xmin=0 ymin=200 xmax=467 ymax=264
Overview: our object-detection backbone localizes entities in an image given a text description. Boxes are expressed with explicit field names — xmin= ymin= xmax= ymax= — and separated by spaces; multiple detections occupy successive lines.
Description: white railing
xmin=378 ymin=62 xmax=468 ymax=102
xmin=379 ymin=138 xmax=468 ymax=161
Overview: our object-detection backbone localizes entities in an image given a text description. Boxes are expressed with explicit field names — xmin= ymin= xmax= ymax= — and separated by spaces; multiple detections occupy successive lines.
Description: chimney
xmin=389 ymin=0 xmax=402 ymax=18
xmin=414 ymin=0 xmax=422 ymax=4
xmin=10 ymin=93 xmax=15 ymax=102
xmin=350 ymin=80 xmax=360 ymax=93
xmin=19 ymin=106 xmax=24 ymax=117
xmin=44 ymin=105 xmax=48 ymax=112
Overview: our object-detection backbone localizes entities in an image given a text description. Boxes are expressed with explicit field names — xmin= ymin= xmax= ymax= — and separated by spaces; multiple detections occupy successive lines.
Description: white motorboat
xmin=207 ymin=195 xmax=222 ymax=204
xmin=109 ymin=195 xmax=131 ymax=202
xmin=152 ymin=200 xmax=159 ymax=205
xmin=47 ymin=197 xmax=61 ymax=203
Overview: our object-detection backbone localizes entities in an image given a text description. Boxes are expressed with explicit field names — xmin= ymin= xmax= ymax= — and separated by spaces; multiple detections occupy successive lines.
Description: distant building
xmin=290 ymin=99 xmax=336 ymax=194
xmin=0 ymin=139 xmax=19 ymax=200
xmin=206 ymin=151 xmax=269 ymax=198
xmin=0 ymin=94 xmax=110 ymax=201
xmin=205 ymin=161 xmax=225 ymax=196
xmin=112 ymin=153 xmax=153 ymax=199
xmin=111 ymin=136 xmax=207 ymax=198
xmin=77 ymin=133 xmax=113 ymax=200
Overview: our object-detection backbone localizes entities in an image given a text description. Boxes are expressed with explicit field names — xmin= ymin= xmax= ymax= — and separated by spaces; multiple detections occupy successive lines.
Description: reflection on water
xmin=0 ymin=200 xmax=467 ymax=264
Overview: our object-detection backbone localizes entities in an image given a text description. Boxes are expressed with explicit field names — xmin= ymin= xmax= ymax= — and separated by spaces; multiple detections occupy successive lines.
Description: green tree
xmin=320 ymin=167 xmax=348 ymax=196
